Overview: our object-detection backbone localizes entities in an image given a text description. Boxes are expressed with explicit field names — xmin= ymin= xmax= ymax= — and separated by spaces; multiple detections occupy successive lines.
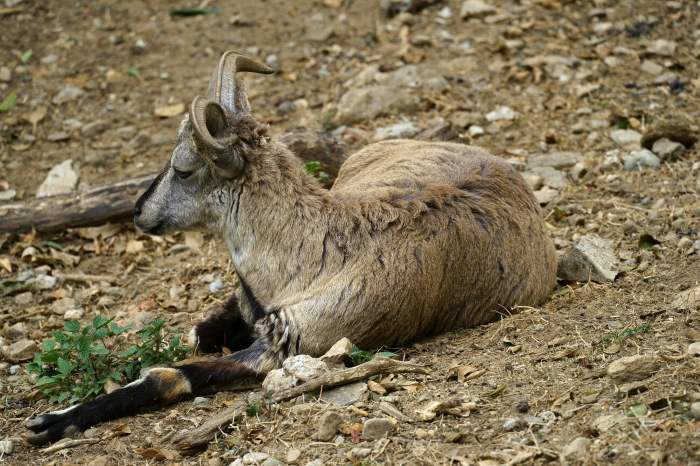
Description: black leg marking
xmin=26 ymin=342 xmax=267 ymax=445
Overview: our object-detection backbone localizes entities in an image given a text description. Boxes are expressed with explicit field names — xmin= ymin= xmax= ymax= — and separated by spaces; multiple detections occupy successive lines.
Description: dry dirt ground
xmin=1 ymin=0 xmax=700 ymax=464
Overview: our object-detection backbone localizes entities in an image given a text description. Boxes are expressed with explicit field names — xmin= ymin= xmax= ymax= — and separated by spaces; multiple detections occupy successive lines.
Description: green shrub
xmin=26 ymin=316 xmax=188 ymax=404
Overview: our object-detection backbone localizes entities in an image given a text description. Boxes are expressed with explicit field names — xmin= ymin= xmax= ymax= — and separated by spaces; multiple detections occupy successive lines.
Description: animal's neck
xmin=222 ymin=142 xmax=337 ymax=302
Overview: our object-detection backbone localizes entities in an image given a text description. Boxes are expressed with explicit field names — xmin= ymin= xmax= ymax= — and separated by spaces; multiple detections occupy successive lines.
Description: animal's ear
xmin=190 ymin=96 xmax=244 ymax=178
xmin=190 ymin=97 xmax=228 ymax=151
xmin=208 ymin=50 xmax=275 ymax=115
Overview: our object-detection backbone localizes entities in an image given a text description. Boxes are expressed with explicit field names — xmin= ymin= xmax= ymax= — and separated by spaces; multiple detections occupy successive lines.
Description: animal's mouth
xmin=133 ymin=218 xmax=166 ymax=236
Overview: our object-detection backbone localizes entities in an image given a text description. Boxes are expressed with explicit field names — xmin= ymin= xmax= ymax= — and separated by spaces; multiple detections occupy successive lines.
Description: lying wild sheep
xmin=27 ymin=50 xmax=556 ymax=443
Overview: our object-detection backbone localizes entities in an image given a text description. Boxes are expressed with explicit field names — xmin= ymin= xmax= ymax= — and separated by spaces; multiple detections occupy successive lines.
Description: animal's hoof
xmin=25 ymin=407 xmax=83 ymax=445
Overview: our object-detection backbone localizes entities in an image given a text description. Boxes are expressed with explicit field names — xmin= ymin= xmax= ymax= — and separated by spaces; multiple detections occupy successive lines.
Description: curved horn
xmin=208 ymin=50 xmax=275 ymax=114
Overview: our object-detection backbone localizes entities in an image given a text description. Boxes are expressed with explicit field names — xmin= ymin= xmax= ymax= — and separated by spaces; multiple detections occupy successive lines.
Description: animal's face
xmin=133 ymin=51 xmax=274 ymax=235
xmin=133 ymin=116 xmax=223 ymax=235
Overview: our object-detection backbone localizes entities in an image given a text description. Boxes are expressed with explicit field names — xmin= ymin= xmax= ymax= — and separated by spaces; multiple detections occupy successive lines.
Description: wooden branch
xmin=170 ymin=357 xmax=427 ymax=453
xmin=40 ymin=437 xmax=100 ymax=454
xmin=0 ymin=130 xmax=346 ymax=234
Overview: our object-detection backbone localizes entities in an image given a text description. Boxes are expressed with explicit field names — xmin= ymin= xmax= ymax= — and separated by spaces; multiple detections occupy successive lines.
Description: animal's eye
xmin=173 ymin=168 xmax=194 ymax=180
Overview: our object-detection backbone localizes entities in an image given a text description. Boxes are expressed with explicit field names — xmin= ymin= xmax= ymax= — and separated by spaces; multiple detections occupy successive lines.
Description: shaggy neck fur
xmin=221 ymin=140 xmax=344 ymax=304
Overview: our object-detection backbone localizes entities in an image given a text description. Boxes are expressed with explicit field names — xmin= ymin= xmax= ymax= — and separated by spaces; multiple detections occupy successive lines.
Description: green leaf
xmin=36 ymin=375 xmax=58 ymax=386
xmin=170 ymin=7 xmax=220 ymax=16
xmin=639 ymin=233 xmax=660 ymax=250
xmin=376 ymin=351 xmax=397 ymax=359
xmin=0 ymin=92 xmax=17 ymax=112
xmin=303 ymin=161 xmax=321 ymax=175
xmin=64 ymin=320 xmax=80 ymax=333
xmin=42 ymin=240 xmax=64 ymax=250
xmin=629 ymin=404 xmax=648 ymax=417
xmin=41 ymin=339 xmax=56 ymax=352
xmin=126 ymin=66 xmax=140 ymax=78
xmin=57 ymin=357 xmax=74 ymax=375
xmin=20 ymin=49 xmax=32 ymax=63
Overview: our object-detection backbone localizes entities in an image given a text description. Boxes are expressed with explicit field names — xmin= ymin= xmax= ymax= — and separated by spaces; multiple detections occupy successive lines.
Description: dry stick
xmin=40 ymin=437 xmax=100 ymax=454
xmin=170 ymin=357 xmax=428 ymax=453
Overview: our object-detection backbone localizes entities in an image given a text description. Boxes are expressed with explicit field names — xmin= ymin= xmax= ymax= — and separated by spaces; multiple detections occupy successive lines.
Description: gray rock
xmin=13 ymin=292 xmax=32 ymax=305
xmin=63 ymin=308 xmax=84 ymax=320
xmin=485 ymin=106 xmax=517 ymax=122
xmin=51 ymin=297 xmax=77 ymax=315
xmin=502 ymin=417 xmax=525 ymax=431
xmin=53 ymin=85 xmax=85 ymax=104
xmin=37 ymin=160 xmax=79 ymax=198
xmin=529 ymin=167 xmax=568 ymax=189
xmin=460 ymin=0 xmax=496 ymax=18
xmin=63 ymin=118 xmax=84 ymax=131
xmin=374 ymin=121 xmax=419 ymax=141
xmin=610 ymin=129 xmax=642 ymax=147
xmin=468 ymin=125 xmax=484 ymax=136
xmin=320 ymin=337 xmax=353 ymax=365
xmin=32 ymin=274 xmax=57 ymax=290
xmin=313 ymin=411 xmax=343 ymax=441
xmin=607 ymin=354 xmax=661 ymax=383
xmin=115 ymin=125 xmax=137 ymax=140
xmin=672 ymin=286 xmax=700 ymax=310
xmin=283 ymin=355 xmax=328 ymax=382
xmin=362 ymin=418 xmax=394 ymax=440
xmin=9 ymin=364 xmax=20 ymax=375
xmin=522 ymin=173 xmax=544 ymax=190
xmin=377 ymin=65 xmax=448 ymax=91
xmin=242 ymin=452 xmax=270 ymax=465
xmin=0 ymin=189 xmax=16 ymax=201
xmin=599 ymin=150 xmax=622 ymax=172
xmin=41 ymin=54 xmax=58 ymax=65
xmin=533 ymin=186 xmax=559 ymax=205
xmin=193 ymin=396 xmax=211 ymax=406
xmin=561 ymin=437 xmax=590 ymax=460
xmin=640 ymin=60 xmax=664 ymax=75
xmin=286 ymin=449 xmax=301 ymax=463
xmin=691 ymin=402 xmax=700 ymax=420
xmin=81 ymin=120 xmax=110 ymax=137
xmin=647 ymin=39 xmax=677 ymax=56
xmin=228 ymin=460 xmax=244 ymax=466
xmin=261 ymin=458 xmax=285 ymax=466
xmin=3 ymin=338 xmax=38 ymax=362
xmin=349 ymin=447 xmax=372 ymax=460
xmin=652 ymin=138 xmax=684 ymax=161
xmin=624 ymin=149 xmax=660 ymax=171
xmin=557 ymin=234 xmax=618 ymax=283
xmin=262 ymin=369 xmax=297 ymax=394
xmin=0 ymin=66 xmax=11 ymax=83
xmin=527 ymin=151 xmax=582 ymax=169
xmin=304 ymin=461 xmax=324 ymax=466
xmin=335 ymin=85 xmax=419 ymax=125
xmin=47 ymin=131 xmax=70 ymax=142
xmin=320 ymin=381 xmax=368 ymax=406
xmin=0 ymin=439 xmax=14 ymax=455
xmin=6 ymin=322 xmax=28 ymax=340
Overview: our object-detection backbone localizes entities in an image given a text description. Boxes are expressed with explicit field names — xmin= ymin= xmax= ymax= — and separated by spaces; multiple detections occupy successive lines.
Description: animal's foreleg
xmin=26 ymin=342 xmax=267 ymax=445
xmin=189 ymin=293 xmax=255 ymax=353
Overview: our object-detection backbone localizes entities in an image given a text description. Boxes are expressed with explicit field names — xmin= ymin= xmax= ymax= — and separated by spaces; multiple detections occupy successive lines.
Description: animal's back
xmin=314 ymin=139 xmax=557 ymax=348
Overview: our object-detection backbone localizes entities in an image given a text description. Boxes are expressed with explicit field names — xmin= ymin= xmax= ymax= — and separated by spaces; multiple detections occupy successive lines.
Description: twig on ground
xmin=40 ymin=437 xmax=100 ymax=454
xmin=171 ymin=357 xmax=428 ymax=453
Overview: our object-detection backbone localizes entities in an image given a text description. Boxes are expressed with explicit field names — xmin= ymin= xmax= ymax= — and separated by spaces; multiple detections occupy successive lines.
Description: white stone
xmin=624 ymin=149 xmax=660 ymax=171
xmin=485 ymin=106 xmax=517 ymax=122
xmin=37 ymin=160 xmax=79 ymax=198
xmin=373 ymin=121 xmax=419 ymax=141
xmin=460 ymin=0 xmax=496 ymax=18
xmin=283 ymin=355 xmax=328 ymax=382
xmin=640 ymin=60 xmax=664 ymax=75
xmin=561 ymin=437 xmax=590 ymax=460
xmin=63 ymin=308 xmax=84 ymax=320
xmin=242 ymin=452 xmax=270 ymax=465
xmin=0 ymin=439 xmax=14 ymax=455
xmin=52 ymin=85 xmax=85 ymax=105
xmin=262 ymin=368 xmax=297 ymax=394
xmin=468 ymin=125 xmax=484 ymax=136
xmin=610 ymin=129 xmax=642 ymax=147
xmin=647 ymin=39 xmax=677 ymax=56
xmin=688 ymin=342 xmax=700 ymax=357
xmin=335 ymin=85 xmax=418 ymax=125
xmin=320 ymin=337 xmax=353 ymax=365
